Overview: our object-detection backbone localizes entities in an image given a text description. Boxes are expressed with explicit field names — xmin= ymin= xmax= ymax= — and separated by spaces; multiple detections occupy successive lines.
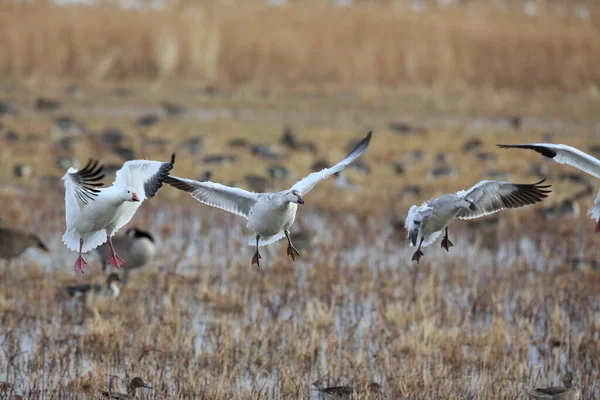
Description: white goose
xmin=165 ymin=131 xmax=372 ymax=266
xmin=498 ymin=143 xmax=600 ymax=233
xmin=405 ymin=179 xmax=551 ymax=263
xmin=62 ymin=154 xmax=175 ymax=273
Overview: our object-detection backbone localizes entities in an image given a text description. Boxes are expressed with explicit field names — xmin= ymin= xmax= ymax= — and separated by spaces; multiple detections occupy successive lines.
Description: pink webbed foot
xmin=108 ymin=251 xmax=126 ymax=269
xmin=73 ymin=255 xmax=88 ymax=274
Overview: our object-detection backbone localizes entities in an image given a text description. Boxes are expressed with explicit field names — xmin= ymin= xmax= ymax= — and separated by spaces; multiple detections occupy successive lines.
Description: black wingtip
xmin=348 ymin=130 xmax=373 ymax=157
xmin=497 ymin=143 xmax=557 ymax=159
xmin=363 ymin=131 xmax=373 ymax=148
xmin=170 ymin=153 xmax=176 ymax=165
xmin=531 ymin=178 xmax=552 ymax=193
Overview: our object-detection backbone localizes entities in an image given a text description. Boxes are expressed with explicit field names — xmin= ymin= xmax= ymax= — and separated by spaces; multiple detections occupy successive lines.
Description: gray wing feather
xmin=456 ymin=179 xmax=551 ymax=220
xmin=291 ymin=131 xmax=372 ymax=195
xmin=143 ymin=153 xmax=176 ymax=199
xmin=165 ymin=176 xmax=259 ymax=219
xmin=66 ymin=159 xmax=105 ymax=204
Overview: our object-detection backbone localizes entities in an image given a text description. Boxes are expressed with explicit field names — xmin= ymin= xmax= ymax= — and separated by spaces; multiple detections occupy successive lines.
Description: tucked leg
xmin=73 ymin=238 xmax=88 ymax=274
xmin=251 ymin=235 xmax=262 ymax=267
xmin=440 ymin=227 xmax=454 ymax=252
xmin=284 ymin=230 xmax=300 ymax=261
xmin=412 ymin=237 xmax=424 ymax=264
xmin=107 ymin=234 xmax=126 ymax=269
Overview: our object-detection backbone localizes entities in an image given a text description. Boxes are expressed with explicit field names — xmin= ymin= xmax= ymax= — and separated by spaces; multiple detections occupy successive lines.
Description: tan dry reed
xmin=0 ymin=2 xmax=599 ymax=89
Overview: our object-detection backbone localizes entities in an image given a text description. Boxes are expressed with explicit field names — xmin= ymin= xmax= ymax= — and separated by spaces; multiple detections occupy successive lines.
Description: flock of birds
xmin=58 ymin=137 xmax=600 ymax=275
xmin=2 ymin=132 xmax=600 ymax=398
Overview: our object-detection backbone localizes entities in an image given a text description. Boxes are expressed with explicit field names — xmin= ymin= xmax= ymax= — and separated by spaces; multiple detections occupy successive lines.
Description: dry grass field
xmin=1 ymin=1 xmax=600 ymax=399
xmin=0 ymin=1 xmax=600 ymax=90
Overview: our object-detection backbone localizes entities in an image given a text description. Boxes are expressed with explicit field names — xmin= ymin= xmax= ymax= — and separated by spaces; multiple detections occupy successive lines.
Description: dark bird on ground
xmin=314 ymin=382 xmax=383 ymax=398
xmin=0 ymin=221 xmax=49 ymax=260
xmin=66 ymin=273 xmax=121 ymax=300
xmin=100 ymin=376 xmax=152 ymax=399
xmin=96 ymin=228 xmax=156 ymax=282
xmin=529 ymin=372 xmax=580 ymax=399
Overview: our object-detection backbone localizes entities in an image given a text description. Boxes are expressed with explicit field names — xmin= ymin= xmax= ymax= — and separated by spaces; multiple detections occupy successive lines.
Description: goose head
xmin=121 ymin=187 xmax=140 ymax=202
xmin=35 ymin=236 xmax=49 ymax=252
xmin=460 ymin=198 xmax=476 ymax=211
xmin=125 ymin=228 xmax=155 ymax=243
xmin=286 ymin=190 xmax=304 ymax=205
xmin=106 ymin=273 xmax=120 ymax=286
xmin=128 ymin=377 xmax=152 ymax=395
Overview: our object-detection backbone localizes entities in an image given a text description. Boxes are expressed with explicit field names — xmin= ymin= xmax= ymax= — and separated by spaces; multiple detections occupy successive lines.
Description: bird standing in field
xmin=498 ymin=143 xmax=600 ymax=233
xmin=100 ymin=376 xmax=152 ymax=399
xmin=315 ymin=382 xmax=383 ymax=398
xmin=96 ymin=227 xmax=156 ymax=281
xmin=405 ymin=179 xmax=551 ymax=263
xmin=164 ymin=132 xmax=371 ymax=266
xmin=0 ymin=221 xmax=48 ymax=261
xmin=62 ymin=155 xmax=175 ymax=273
xmin=529 ymin=372 xmax=580 ymax=400
xmin=65 ymin=273 xmax=121 ymax=300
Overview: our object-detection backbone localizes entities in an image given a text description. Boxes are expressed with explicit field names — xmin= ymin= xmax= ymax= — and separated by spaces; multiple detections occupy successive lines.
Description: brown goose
xmin=0 ymin=223 xmax=49 ymax=260
xmin=96 ymin=228 xmax=156 ymax=281
xmin=529 ymin=372 xmax=580 ymax=399
xmin=100 ymin=376 xmax=152 ymax=399
xmin=315 ymin=382 xmax=383 ymax=398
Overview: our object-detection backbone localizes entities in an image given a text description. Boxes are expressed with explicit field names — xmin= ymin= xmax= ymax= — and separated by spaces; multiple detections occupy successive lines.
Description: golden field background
xmin=0 ymin=1 xmax=600 ymax=399
xmin=0 ymin=1 xmax=599 ymax=90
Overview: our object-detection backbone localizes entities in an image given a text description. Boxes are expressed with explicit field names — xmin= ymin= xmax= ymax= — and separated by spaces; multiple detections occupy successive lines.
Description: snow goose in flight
xmin=405 ymin=179 xmax=551 ymax=263
xmin=62 ymin=155 xmax=175 ymax=273
xmin=498 ymin=143 xmax=600 ymax=233
xmin=165 ymin=131 xmax=372 ymax=266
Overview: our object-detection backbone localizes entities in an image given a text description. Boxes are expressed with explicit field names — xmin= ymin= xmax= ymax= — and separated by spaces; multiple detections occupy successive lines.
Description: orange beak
xmin=132 ymin=193 xmax=140 ymax=202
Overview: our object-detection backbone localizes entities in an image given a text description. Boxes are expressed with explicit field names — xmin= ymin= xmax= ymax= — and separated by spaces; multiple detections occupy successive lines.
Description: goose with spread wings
xmin=62 ymin=155 xmax=175 ymax=273
xmin=405 ymin=179 xmax=551 ymax=263
xmin=498 ymin=143 xmax=600 ymax=233
xmin=165 ymin=131 xmax=372 ymax=266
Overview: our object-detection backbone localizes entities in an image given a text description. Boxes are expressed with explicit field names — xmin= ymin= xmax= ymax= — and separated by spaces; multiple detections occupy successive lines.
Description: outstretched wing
xmin=113 ymin=153 xmax=176 ymax=201
xmin=456 ymin=179 xmax=551 ymax=220
xmin=108 ymin=154 xmax=175 ymax=235
xmin=291 ymin=131 xmax=372 ymax=195
xmin=498 ymin=143 xmax=600 ymax=179
xmin=62 ymin=159 xmax=105 ymax=230
xmin=164 ymin=176 xmax=259 ymax=219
